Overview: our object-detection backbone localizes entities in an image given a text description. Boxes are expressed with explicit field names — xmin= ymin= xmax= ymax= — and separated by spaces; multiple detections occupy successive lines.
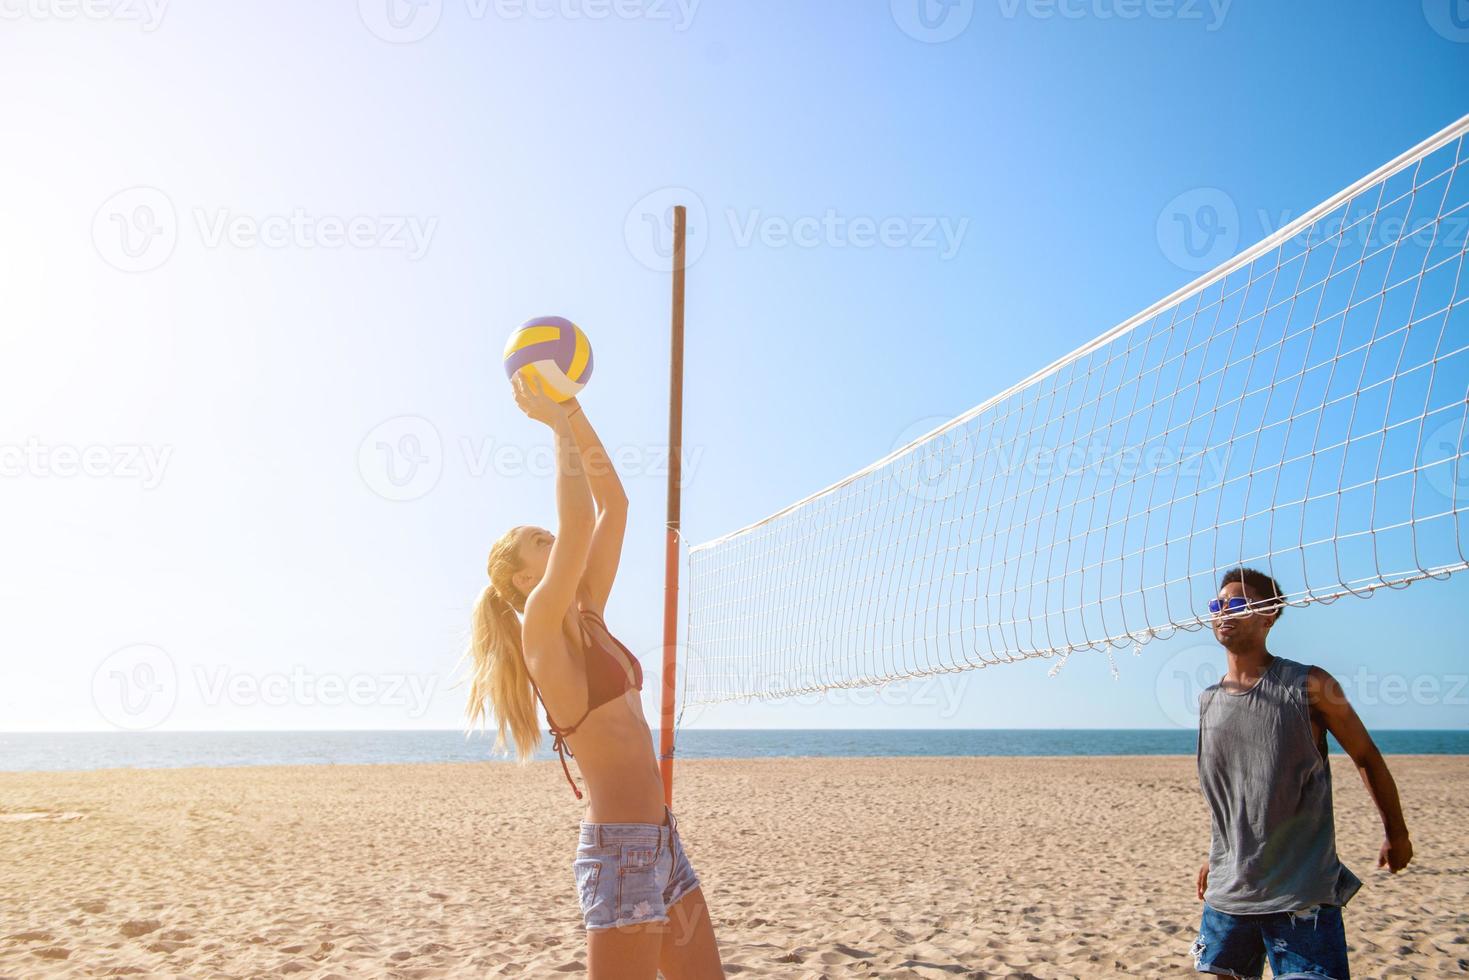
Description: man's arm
xmin=1306 ymin=666 xmax=1413 ymax=873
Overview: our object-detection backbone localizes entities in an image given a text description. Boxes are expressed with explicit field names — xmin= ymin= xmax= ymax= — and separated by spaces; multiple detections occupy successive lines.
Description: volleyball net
xmin=681 ymin=115 xmax=1469 ymax=706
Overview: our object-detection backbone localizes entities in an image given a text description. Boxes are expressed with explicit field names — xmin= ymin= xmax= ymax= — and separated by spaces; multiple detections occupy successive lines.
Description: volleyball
xmin=502 ymin=316 xmax=594 ymax=403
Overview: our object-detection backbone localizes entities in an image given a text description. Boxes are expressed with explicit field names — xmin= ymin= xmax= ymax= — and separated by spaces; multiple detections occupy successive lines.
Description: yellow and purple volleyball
xmin=502 ymin=316 xmax=594 ymax=403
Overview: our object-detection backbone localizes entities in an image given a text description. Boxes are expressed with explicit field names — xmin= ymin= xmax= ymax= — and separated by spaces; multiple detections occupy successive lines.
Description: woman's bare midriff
xmin=563 ymin=694 xmax=666 ymax=824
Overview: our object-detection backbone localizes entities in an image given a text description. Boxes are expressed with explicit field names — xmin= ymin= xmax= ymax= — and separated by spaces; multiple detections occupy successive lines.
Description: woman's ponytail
xmin=466 ymin=530 xmax=541 ymax=760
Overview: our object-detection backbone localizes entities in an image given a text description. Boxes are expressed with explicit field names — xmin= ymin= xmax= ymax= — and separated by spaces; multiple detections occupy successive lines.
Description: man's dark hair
xmin=1218 ymin=566 xmax=1285 ymax=619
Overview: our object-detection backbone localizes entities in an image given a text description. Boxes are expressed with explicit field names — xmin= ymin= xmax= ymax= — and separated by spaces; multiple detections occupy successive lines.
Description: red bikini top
xmin=530 ymin=607 xmax=643 ymax=799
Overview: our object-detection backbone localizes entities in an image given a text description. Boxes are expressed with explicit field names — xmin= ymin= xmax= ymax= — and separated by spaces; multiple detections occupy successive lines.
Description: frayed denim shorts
xmin=573 ymin=808 xmax=701 ymax=931
xmin=1192 ymin=902 xmax=1348 ymax=979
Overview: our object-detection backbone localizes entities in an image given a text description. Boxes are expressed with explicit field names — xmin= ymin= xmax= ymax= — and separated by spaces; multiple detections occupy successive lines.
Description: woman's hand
xmin=512 ymin=373 xmax=568 ymax=427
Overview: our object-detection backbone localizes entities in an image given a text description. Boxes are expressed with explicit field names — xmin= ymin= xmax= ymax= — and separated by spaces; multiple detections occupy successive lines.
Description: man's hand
xmin=1196 ymin=860 xmax=1209 ymax=901
xmin=1378 ymin=832 xmax=1413 ymax=873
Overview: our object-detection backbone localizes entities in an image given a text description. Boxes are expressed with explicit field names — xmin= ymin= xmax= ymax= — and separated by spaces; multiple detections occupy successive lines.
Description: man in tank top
xmin=1191 ymin=567 xmax=1413 ymax=980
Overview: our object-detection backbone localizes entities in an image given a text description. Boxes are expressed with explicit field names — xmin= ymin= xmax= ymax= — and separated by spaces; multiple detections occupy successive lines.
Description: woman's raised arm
xmin=562 ymin=398 xmax=627 ymax=615
xmin=512 ymin=376 xmax=594 ymax=648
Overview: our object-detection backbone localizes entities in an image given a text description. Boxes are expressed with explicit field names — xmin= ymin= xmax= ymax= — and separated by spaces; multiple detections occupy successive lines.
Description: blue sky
xmin=0 ymin=1 xmax=1466 ymax=734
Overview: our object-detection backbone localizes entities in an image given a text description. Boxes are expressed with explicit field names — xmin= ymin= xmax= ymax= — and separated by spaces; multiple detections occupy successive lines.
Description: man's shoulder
xmin=1271 ymin=655 xmax=1316 ymax=679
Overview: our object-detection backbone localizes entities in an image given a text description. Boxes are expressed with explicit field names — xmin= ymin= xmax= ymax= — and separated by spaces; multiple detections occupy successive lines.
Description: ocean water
xmin=1 ymin=729 xmax=1465 ymax=773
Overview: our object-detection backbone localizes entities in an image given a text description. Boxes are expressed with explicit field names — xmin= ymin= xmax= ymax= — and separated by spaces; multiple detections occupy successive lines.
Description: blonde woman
xmin=467 ymin=374 xmax=724 ymax=980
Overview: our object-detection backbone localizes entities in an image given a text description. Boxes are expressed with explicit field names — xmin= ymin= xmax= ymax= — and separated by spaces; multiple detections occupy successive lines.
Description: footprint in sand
xmin=118 ymin=919 xmax=161 ymax=938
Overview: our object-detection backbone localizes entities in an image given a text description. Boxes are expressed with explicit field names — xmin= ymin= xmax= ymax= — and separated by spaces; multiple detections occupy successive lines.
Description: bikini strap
xmin=547 ymin=728 xmax=583 ymax=801
xmin=530 ymin=676 xmax=589 ymax=800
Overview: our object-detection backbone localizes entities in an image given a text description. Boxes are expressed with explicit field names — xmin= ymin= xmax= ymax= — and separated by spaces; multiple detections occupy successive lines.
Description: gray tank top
xmin=1197 ymin=656 xmax=1361 ymax=913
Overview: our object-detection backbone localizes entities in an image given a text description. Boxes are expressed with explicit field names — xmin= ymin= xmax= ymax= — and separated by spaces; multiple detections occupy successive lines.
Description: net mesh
xmin=683 ymin=116 xmax=1469 ymax=705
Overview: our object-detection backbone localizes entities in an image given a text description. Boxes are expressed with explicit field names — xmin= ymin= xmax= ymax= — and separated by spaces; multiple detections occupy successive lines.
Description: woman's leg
xmin=588 ymin=925 xmax=663 ymax=980
xmin=658 ymin=887 xmax=725 ymax=979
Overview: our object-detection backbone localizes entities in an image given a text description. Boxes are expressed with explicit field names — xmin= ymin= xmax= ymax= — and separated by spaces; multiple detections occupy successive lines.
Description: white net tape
xmin=682 ymin=115 xmax=1469 ymax=706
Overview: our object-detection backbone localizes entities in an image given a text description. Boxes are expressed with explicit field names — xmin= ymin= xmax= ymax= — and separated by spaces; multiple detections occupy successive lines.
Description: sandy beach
xmin=1 ymin=755 xmax=1464 ymax=978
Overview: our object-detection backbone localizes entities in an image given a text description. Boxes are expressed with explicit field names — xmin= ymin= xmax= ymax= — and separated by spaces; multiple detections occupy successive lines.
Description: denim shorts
xmin=1191 ymin=902 xmax=1348 ymax=979
xmin=572 ymin=809 xmax=701 ymax=931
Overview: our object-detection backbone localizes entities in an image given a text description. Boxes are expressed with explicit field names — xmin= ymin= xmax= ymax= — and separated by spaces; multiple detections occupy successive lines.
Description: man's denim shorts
xmin=1192 ymin=902 xmax=1349 ymax=979
xmin=573 ymin=809 xmax=701 ymax=931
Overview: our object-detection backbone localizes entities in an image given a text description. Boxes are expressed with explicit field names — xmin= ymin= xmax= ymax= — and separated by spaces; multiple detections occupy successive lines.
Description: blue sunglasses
xmin=1208 ymin=596 xmax=1252 ymax=614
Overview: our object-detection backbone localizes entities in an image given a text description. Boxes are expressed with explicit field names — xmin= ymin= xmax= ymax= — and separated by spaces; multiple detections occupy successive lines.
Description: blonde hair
xmin=466 ymin=526 xmax=541 ymax=760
